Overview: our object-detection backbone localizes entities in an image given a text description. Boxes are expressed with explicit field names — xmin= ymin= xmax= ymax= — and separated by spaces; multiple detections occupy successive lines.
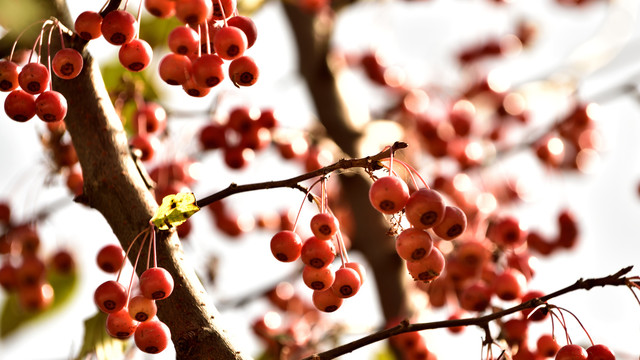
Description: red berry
xmin=182 ymin=77 xmax=211 ymax=98
xmin=191 ymin=54 xmax=224 ymax=88
xmin=133 ymin=102 xmax=167 ymax=134
xmin=211 ymin=0 xmax=236 ymax=20
xmin=302 ymin=265 xmax=335 ymax=290
xmin=459 ymin=280 xmax=493 ymax=312
xmin=18 ymin=63 xmax=49 ymax=95
xmin=101 ymin=10 xmax=137 ymax=45
xmin=168 ymin=25 xmax=200 ymax=55
xmin=345 ymin=261 xmax=366 ymax=284
xmin=199 ymin=123 xmax=227 ymax=150
xmin=213 ymin=26 xmax=247 ymax=61
xmin=228 ymin=56 xmax=259 ymax=87
xmin=404 ymin=188 xmax=446 ymax=229
xmin=0 ymin=60 xmax=20 ymax=91
xmin=50 ymin=249 xmax=75 ymax=274
xmin=492 ymin=268 xmax=527 ymax=301
xmin=501 ymin=318 xmax=528 ymax=346
xmin=488 ymin=216 xmax=524 ymax=247
xmin=35 ymin=90 xmax=68 ymax=122
xmin=223 ymin=146 xmax=253 ymax=169
xmin=406 ymin=246 xmax=445 ymax=282
xmin=52 ymin=48 xmax=83 ymax=79
xmin=270 ymin=230 xmax=302 ymax=262
xmin=4 ymin=89 xmax=36 ymax=122
xmin=128 ymin=294 xmax=158 ymax=322
xmin=175 ymin=0 xmax=213 ymax=25
xmin=555 ymin=344 xmax=588 ymax=360
xmin=75 ymin=11 xmax=103 ymax=40
xmin=312 ymin=287 xmax=343 ymax=312
xmin=119 ymin=39 xmax=153 ymax=72
xmin=300 ymin=236 xmax=336 ymax=269
xmin=18 ymin=282 xmax=54 ymax=311
xmin=97 ymin=244 xmax=125 ymax=273
xmin=521 ymin=289 xmax=548 ymax=321
xmin=432 ymin=206 xmax=467 ymax=240
xmin=130 ymin=134 xmax=159 ymax=161
xmin=309 ymin=213 xmax=340 ymax=240
xmin=17 ymin=255 xmax=46 ymax=287
xmin=536 ymin=334 xmax=560 ymax=358
xmin=94 ymin=280 xmax=128 ymax=313
xmin=395 ymin=227 xmax=433 ymax=261
xmin=144 ymin=0 xmax=176 ymax=18
xmin=368 ymin=176 xmax=410 ymax=214
xmin=134 ymin=320 xmax=171 ymax=354
xmin=556 ymin=209 xmax=579 ymax=248
xmin=331 ymin=267 xmax=361 ymax=298
xmin=586 ymin=344 xmax=615 ymax=360
xmin=0 ymin=262 xmax=18 ymax=291
xmin=159 ymin=53 xmax=192 ymax=86
xmin=227 ymin=15 xmax=258 ymax=48
xmin=106 ymin=308 xmax=139 ymax=339
xmin=140 ymin=267 xmax=174 ymax=300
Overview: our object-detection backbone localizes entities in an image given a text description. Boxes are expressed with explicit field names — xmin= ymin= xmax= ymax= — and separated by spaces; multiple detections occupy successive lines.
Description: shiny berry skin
xmin=128 ymin=294 xmax=158 ymax=322
xmin=309 ymin=213 xmax=339 ymax=240
xmin=405 ymin=246 xmax=445 ymax=282
xmin=432 ymin=206 xmax=467 ymax=240
xmin=227 ymin=15 xmax=258 ymax=48
xmin=94 ymin=280 xmax=128 ymax=313
xmin=144 ymin=0 xmax=176 ymax=18
xmin=139 ymin=267 xmax=174 ymax=300
xmin=369 ymin=176 xmax=410 ymax=214
xmin=4 ymin=89 xmax=36 ymax=122
xmin=52 ymin=48 xmax=83 ymax=79
xmin=270 ymin=230 xmax=302 ymax=262
xmin=302 ymin=265 xmax=335 ymax=290
xmin=586 ymin=344 xmax=615 ymax=360
xmin=395 ymin=227 xmax=433 ymax=261
xmin=97 ymin=244 xmax=125 ymax=273
xmin=18 ymin=63 xmax=49 ymax=95
xmin=404 ymin=188 xmax=446 ymax=229
xmin=175 ymin=0 xmax=213 ymax=25
xmin=35 ymin=90 xmax=68 ymax=122
xmin=74 ymin=11 xmax=103 ymax=40
xmin=211 ymin=0 xmax=236 ymax=20
xmin=536 ymin=334 xmax=560 ymax=358
xmin=228 ymin=56 xmax=259 ymax=87
xmin=168 ymin=25 xmax=200 ymax=55
xmin=118 ymin=39 xmax=153 ymax=72
xmin=182 ymin=78 xmax=211 ymax=98
xmin=555 ymin=344 xmax=588 ymax=360
xmin=300 ymin=236 xmax=335 ymax=269
xmin=159 ymin=53 xmax=192 ymax=85
xmin=312 ymin=287 xmax=343 ymax=312
xmin=331 ymin=267 xmax=362 ymax=298
xmin=191 ymin=54 xmax=224 ymax=88
xmin=106 ymin=308 xmax=139 ymax=339
xmin=0 ymin=60 xmax=19 ymax=91
xmin=213 ymin=26 xmax=247 ymax=61
xmin=101 ymin=10 xmax=137 ymax=45
xmin=345 ymin=261 xmax=366 ymax=284
xmin=134 ymin=320 xmax=171 ymax=354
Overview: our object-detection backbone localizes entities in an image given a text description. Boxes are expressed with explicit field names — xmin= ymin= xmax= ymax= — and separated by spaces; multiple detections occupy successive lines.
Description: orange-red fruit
xmin=555 ymin=344 xmax=588 ymax=360
xmin=331 ymin=267 xmax=361 ymax=298
xmin=459 ymin=280 xmax=492 ymax=312
xmin=312 ymin=287 xmax=343 ymax=312
xmin=0 ymin=60 xmax=19 ymax=91
xmin=227 ymin=15 xmax=258 ymax=48
xmin=211 ymin=0 xmax=236 ymax=20
xmin=404 ymin=188 xmax=446 ymax=229
xmin=191 ymin=54 xmax=224 ymax=88
xmin=18 ymin=282 xmax=54 ymax=311
xmin=168 ymin=25 xmax=200 ymax=55
xmin=139 ymin=267 xmax=174 ymax=300
xmin=228 ymin=56 xmax=259 ymax=87
xmin=213 ymin=26 xmax=247 ymax=61
xmin=134 ymin=320 xmax=171 ymax=354
xmin=119 ymin=39 xmax=153 ymax=72
xmin=368 ymin=176 xmax=410 ymax=214
xmin=35 ymin=91 xmax=67 ymax=122
xmin=4 ymin=89 xmax=36 ymax=122
xmin=106 ymin=308 xmax=139 ymax=339
xmin=74 ymin=11 xmax=103 ymax=40
xmin=133 ymin=102 xmax=167 ymax=134
xmin=405 ymin=246 xmax=445 ymax=282
xmin=300 ymin=236 xmax=335 ymax=269
xmin=101 ymin=10 xmax=137 ymax=45
xmin=182 ymin=78 xmax=211 ymax=98
xmin=536 ymin=334 xmax=560 ymax=358
xmin=586 ymin=344 xmax=615 ymax=360
xmin=345 ymin=261 xmax=366 ymax=284
xmin=175 ymin=0 xmax=213 ymax=25
xmin=309 ymin=212 xmax=339 ymax=240
xmin=159 ymin=54 xmax=192 ymax=86
xmin=18 ymin=63 xmax=49 ymax=95
xmin=302 ymin=265 xmax=335 ymax=290
xmin=270 ymin=230 xmax=302 ymax=262
xmin=395 ymin=227 xmax=433 ymax=261
xmin=488 ymin=216 xmax=524 ymax=247
xmin=432 ymin=206 xmax=467 ymax=240
xmin=493 ymin=268 xmax=527 ymax=301
xmin=97 ymin=244 xmax=125 ymax=273
xmin=128 ymin=294 xmax=158 ymax=322
xmin=521 ymin=289 xmax=548 ymax=321
xmin=144 ymin=0 xmax=176 ymax=18
xmin=52 ymin=48 xmax=83 ymax=79
xmin=94 ymin=280 xmax=128 ymax=313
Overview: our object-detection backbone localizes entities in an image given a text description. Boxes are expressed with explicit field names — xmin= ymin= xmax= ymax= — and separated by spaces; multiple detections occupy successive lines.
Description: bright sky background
xmin=1 ymin=0 xmax=640 ymax=359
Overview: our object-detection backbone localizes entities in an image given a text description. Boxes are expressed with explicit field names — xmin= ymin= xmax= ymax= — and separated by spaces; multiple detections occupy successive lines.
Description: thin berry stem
xmin=117 ymin=226 xmax=150 ymax=282
xmin=46 ymin=23 xmax=54 ymax=91
xmin=135 ymin=0 xmax=143 ymax=38
xmin=335 ymin=229 xmax=350 ymax=266
xmin=321 ymin=176 xmax=326 ymax=214
xmin=393 ymin=158 xmax=430 ymax=189
xmin=215 ymin=0 xmax=228 ymax=27
xmin=291 ymin=177 xmax=322 ymax=233
xmin=152 ymin=226 xmax=158 ymax=268
xmin=55 ymin=20 xmax=65 ymax=50
xmin=9 ymin=19 xmax=49 ymax=62
xmin=126 ymin=233 xmax=147 ymax=302
xmin=553 ymin=306 xmax=595 ymax=346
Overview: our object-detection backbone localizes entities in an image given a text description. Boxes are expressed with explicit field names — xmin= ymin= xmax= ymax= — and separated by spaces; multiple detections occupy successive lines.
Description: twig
xmin=302 ymin=266 xmax=634 ymax=360
xmin=195 ymin=141 xmax=408 ymax=208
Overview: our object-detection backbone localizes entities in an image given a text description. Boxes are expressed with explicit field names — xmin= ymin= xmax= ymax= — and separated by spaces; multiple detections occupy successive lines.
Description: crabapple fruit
xmin=368 ymin=176 xmax=410 ymax=214
xmin=139 ymin=267 xmax=174 ymax=300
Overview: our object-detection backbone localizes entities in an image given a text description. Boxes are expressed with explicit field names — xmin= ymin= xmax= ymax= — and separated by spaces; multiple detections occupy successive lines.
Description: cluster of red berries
xmin=127 ymin=100 xmax=168 ymax=163
xmin=269 ymin=178 xmax=366 ymax=313
xmin=0 ymin=202 xmax=75 ymax=312
xmin=1 ymin=20 xmax=83 ymax=123
xmin=93 ymin=229 xmax=173 ymax=354
xmin=199 ymin=105 xmax=277 ymax=169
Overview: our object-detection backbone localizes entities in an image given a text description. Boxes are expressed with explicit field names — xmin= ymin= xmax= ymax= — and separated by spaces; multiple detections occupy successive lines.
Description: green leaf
xmin=75 ymin=311 xmax=129 ymax=360
xmin=151 ymin=192 xmax=200 ymax=230
xmin=0 ymin=269 xmax=78 ymax=338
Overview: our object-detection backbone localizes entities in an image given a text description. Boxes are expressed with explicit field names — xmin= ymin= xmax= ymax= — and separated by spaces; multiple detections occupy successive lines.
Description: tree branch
xmin=303 ymin=266 xmax=635 ymax=360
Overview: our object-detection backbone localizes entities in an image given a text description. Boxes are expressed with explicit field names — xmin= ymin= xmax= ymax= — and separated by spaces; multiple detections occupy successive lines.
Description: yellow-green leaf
xmin=151 ymin=192 xmax=200 ymax=230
